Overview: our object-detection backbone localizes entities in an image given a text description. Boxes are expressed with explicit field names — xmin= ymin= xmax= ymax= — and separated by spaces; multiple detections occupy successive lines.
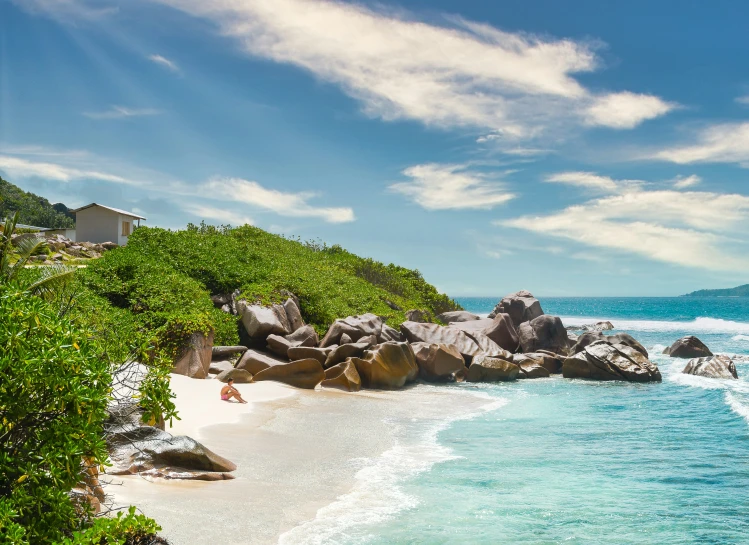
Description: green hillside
xmin=683 ymin=284 xmax=749 ymax=297
xmin=0 ymin=176 xmax=75 ymax=228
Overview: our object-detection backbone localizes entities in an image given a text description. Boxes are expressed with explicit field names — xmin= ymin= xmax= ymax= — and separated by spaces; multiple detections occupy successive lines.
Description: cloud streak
xmin=0 ymin=155 xmax=129 ymax=183
xmin=651 ymin=122 xmax=749 ymax=166
xmin=83 ymin=106 xmax=163 ymax=120
xmin=148 ymin=54 xmax=180 ymax=73
xmin=390 ymin=163 xmax=515 ymax=210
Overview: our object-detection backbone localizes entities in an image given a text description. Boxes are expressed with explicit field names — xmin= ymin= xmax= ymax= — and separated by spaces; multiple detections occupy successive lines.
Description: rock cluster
xmin=663 ymin=336 xmax=713 ymax=359
xmin=25 ymin=233 xmax=118 ymax=262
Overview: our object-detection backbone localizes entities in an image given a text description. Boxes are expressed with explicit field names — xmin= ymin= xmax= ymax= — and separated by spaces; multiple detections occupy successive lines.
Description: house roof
xmin=70 ymin=203 xmax=147 ymax=220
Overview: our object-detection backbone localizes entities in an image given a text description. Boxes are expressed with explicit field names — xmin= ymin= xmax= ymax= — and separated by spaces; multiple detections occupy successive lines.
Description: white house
xmin=70 ymin=203 xmax=146 ymax=246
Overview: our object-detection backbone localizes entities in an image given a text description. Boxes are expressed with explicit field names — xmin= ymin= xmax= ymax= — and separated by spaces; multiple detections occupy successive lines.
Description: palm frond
xmin=26 ymin=264 xmax=77 ymax=299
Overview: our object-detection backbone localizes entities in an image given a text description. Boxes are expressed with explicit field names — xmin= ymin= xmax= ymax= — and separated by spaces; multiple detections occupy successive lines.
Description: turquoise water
xmin=284 ymin=297 xmax=749 ymax=545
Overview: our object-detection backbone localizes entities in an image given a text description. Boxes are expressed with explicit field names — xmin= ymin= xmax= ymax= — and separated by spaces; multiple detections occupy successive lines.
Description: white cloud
xmin=148 ymin=54 xmax=180 ymax=73
xmin=203 ymin=177 xmax=355 ymax=223
xmin=736 ymin=95 xmax=749 ymax=105
xmin=545 ymin=171 xmax=619 ymax=192
xmin=10 ymin=0 xmax=118 ymax=21
xmin=149 ymin=0 xmax=674 ymax=138
xmin=651 ymin=122 xmax=749 ymax=166
xmin=83 ymin=106 xmax=163 ymax=119
xmin=0 ymin=155 xmax=129 ymax=183
xmin=183 ymin=204 xmax=254 ymax=226
xmin=500 ymin=184 xmax=749 ymax=271
xmin=389 ymin=163 xmax=515 ymax=210
xmin=584 ymin=92 xmax=676 ymax=129
xmin=671 ymin=174 xmax=701 ymax=189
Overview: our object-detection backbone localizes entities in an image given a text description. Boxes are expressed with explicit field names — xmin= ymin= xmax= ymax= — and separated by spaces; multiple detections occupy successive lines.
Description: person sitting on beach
xmin=220 ymin=379 xmax=248 ymax=404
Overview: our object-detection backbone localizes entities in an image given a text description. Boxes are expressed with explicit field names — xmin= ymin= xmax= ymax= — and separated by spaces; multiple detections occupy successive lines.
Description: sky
xmin=1 ymin=0 xmax=748 ymax=297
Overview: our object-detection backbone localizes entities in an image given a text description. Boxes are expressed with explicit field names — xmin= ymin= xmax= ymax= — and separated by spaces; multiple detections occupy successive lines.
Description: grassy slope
xmin=0 ymin=177 xmax=75 ymax=228
xmin=76 ymin=223 xmax=461 ymax=352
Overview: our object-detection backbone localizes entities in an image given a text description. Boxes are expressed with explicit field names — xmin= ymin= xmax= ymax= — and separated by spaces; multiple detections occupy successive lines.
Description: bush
xmin=0 ymin=285 xmax=110 ymax=543
xmin=55 ymin=507 xmax=166 ymax=545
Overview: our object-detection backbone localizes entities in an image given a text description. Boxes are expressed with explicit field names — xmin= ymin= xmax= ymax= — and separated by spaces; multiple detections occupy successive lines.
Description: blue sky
xmin=1 ymin=0 xmax=748 ymax=297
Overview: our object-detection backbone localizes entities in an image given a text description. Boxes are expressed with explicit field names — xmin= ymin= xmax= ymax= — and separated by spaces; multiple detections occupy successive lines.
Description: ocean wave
xmin=726 ymin=392 xmax=749 ymax=425
xmin=734 ymin=335 xmax=749 ymax=342
xmin=559 ymin=315 xmax=749 ymax=334
xmin=278 ymin=390 xmax=507 ymax=545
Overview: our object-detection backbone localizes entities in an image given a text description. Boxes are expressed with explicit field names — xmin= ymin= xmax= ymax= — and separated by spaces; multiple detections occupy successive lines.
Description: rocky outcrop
xmin=664 ymin=336 xmax=713 ymax=359
xmin=209 ymin=360 xmax=235 ymax=375
xmin=320 ymin=314 xmax=383 ymax=347
xmin=488 ymin=290 xmax=543 ymax=327
xmin=571 ymin=332 xmax=648 ymax=358
xmin=405 ymin=309 xmax=431 ymax=323
xmin=237 ymin=301 xmax=291 ymax=340
xmin=252 ymin=358 xmax=325 ymax=389
xmin=172 ymin=330 xmax=214 ymax=379
xmin=350 ymin=342 xmax=419 ymax=389
xmin=411 ymin=342 xmax=466 ymax=382
xmin=465 ymin=355 xmax=519 ymax=382
xmin=682 ymin=355 xmax=738 ymax=379
xmin=321 ymin=360 xmax=362 ymax=392
xmin=448 ymin=314 xmax=519 ymax=353
xmin=515 ymin=359 xmax=551 ymax=379
xmin=283 ymin=297 xmax=305 ymax=332
xmin=266 ymin=324 xmax=320 ymax=358
xmin=514 ymin=352 xmax=562 ymax=375
xmin=324 ymin=342 xmax=370 ymax=368
xmin=106 ymin=402 xmax=236 ymax=480
xmin=211 ymin=345 xmax=248 ymax=360
xmin=215 ymin=368 xmax=253 ymax=383
xmin=379 ymin=324 xmax=404 ymax=343
xmin=562 ymin=341 xmax=661 ymax=382
xmin=235 ymin=349 xmax=289 ymax=375
xmin=287 ymin=346 xmax=333 ymax=365
xmin=566 ymin=321 xmax=614 ymax=332
xmin=437 ymin=311 xmax=481 ymax=323
xmin=518 ymin=315 xmax=570 ymax=355
xmin=400 ymin=321 xmax=507 ymax=361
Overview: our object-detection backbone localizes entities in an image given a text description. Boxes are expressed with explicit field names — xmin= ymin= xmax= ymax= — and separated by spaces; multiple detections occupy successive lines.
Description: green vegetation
xmin=0 ymin=177 xmax=74 ymax=229
xmin=683 ymin=284 xmax=749 ymax=297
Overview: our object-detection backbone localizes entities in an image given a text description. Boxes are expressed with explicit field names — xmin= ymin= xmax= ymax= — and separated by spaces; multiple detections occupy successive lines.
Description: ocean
xmin=280 ymin=297 xmax=749 ymax=545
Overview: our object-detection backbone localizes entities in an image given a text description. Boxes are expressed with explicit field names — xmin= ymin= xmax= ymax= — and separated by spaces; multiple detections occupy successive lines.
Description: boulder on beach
xmin=215 ymin=368 xmax=253 ymax=383
xmin=572 ymin=332 xmax=649 ymax=358
xmin=401 ymin=320 xmax=509 ymax=361
xmin=488 ymin=290 xmax=543 ymax=327
xmin=283 ymin=297 xmax=305 ymax=332
xmin=320 ymin=313 xmax=383 ymax=347
xmin=321 ymin=360 xmax=362 ymax=392
xmin=514 ymin=352 xmax=562 ymax=375
xmin=237 ymin=301 xmax=291 ymax=340
xmin=379 ymin=324 xmax=404 ymax=343
xmin=682 ymin=355 xmax=738 ymax=379
xmin=106 ymin=402 xmax=236 ymax=481
xmin=515 ymin=357 xmax=551 ymax=379
xmin=266 ymin=324 xmax=320 ymax=358
xmin=518 ymin=315 xmax=570 ymax=355
xmin=235 ymin=349 xmax=289 ymax=375
xmin=252 ymin=358 xmax=325 ymax=389
xmin=211 ymin=345 xmax=248 ymax=360
xmin=350 ymin=342 xmax=419 ymax=389
xmin=324 ymin=342 xmax=370 ymax=368
xmin=466 ymin=355 xmax=519 ymax=382
xmin=287 ymin=346 xmax=333 ymax=365
xmin=436 ymin=311 xmax=481 ymax=323
xmin=562 ymin=341 xmax=661 ymax=382
xmin=172 ymin=330 xmax=214 ymax=379
xmin=209 ymin=360 xmax=235 ymax=375
xmin=663 ymin=336 xmax=713 ymax=359
xmin=448 ymin=314 xmax=519 ymax=353
xmin=411 ymin=342 xmax=466 ymax=382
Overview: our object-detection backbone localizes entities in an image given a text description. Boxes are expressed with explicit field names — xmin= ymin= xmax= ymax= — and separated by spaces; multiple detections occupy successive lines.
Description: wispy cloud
xmin=183 ymin=204 xmax=254 ymax=226
xmin=735 ymin=95 xmax=749 ymax=105
xmin=83 ymin=106 xmax=163 ymax=120
xmin=389 ymin=163 xmax=515 ymax=210
xmin=671 ymin=174 xmax=701 ymax=189
xmin=11 ymin=0 xmax=118 ymax=21
xmin=148 ymin=54 xmax=180 ymax=73
xmin=202 ymin=177 xmax=355 ymax=223
xmin=545 ymin=171 xmax=620 ymax=192
xmin=651 ymin=122 xmax=749 ymax=166
xmin=149 ymin=0 xmax=675 ymax=141
xmin=0 ymin=155 xmax=129 ymax=183
xmin=500 ymin=176 xmax=749 ymax=271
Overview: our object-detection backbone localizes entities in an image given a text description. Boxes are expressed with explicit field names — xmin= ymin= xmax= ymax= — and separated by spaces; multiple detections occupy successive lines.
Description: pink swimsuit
xmin=221 ymin=394 xmax=229 ymax=400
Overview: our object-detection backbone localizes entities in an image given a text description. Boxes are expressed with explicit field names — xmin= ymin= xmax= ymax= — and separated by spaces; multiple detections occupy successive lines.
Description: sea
xmin=279 ymin=297 xmax=749 ymax=545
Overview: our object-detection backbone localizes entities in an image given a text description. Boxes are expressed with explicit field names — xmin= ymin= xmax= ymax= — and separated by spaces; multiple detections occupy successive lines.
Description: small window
xmin=122 ymin=221 xmax=131 ymax=236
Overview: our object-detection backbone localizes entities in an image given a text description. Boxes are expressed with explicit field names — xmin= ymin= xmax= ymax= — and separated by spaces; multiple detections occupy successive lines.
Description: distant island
xmin=683 ymin=284 xmax=749 ymax=297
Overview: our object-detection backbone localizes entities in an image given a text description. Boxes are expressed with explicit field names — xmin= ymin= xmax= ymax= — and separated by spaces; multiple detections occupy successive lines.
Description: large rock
xmin=378 ymin=324 xmax=404 ymax=343
xmin=405 ymin=309 xmax=432 ymax=323
xmin=682 ymin=355 xmax=738 ymax=379
xmin=572 ymin=332 xmax=648 ymax=358
xmin=562 ymin=341 xmax=661 ymax=382
xmin=235 ymin=349 xmax=288 ymax=375
xmin=515 ymin=358 xmax=551 ymax=379
xmin=488 ymin=290 xmax=544 ymax=327
xmin=215 ymin=368 xmax=253 ymax=383
xmin=518 ymin=315 xmax=570 ymax=355
xmin=287 ymin=346 xmax=333 ymax=365
xmin=283 ymin=297 xmax=305 ymax=333
xmin=514 ymin=352 xmax=562 ymax=375
xmin=466 ymin=355 xmax=519 ymax=382
xmin=211 ymin=345 xmax=248 ymax=360
xmin=448 ymin=314 xmax=519 ymax=353
xmin=401 ymin=321 xmax=493 ymax=361
xmin=237 ymin=301 xmax=290 ymax=339
xmin=350 ymin=342 xmax=419 ymax=389
xmin=664 ymin=336 xmax=713 ymax=359
xmin=266 ymin=334 xmax=296 ymax=358
xmin=172 ymin=330 xmax=214 ymax=379
xmin=411 ymin=343 xmax=466 ymax=382
xmin=324 ymin=342 xmax=370 ymax=368
xmin=436 ymin=310 xmax=481 ymax=323
xmin=268 ymin=325 xmax=321 ymax=358
xmin=106 ymin=402 xmax=235 ymax=480
xmin=321 ymin=360 xmax=362 ymax=392
xmin=566 ymin=321 xmax=615 ymax=332
xmin=208 ymin=360 xmax=235 ymax=375
xmin=320 ymin=314 xmax=383 ymax=347
xmin=252 ymin=358 xmax=325 ymax=389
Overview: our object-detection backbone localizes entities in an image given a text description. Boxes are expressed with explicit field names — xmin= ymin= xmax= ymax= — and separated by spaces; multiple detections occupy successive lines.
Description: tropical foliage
xmin=0 ymin=177 xmax=74 ymax=229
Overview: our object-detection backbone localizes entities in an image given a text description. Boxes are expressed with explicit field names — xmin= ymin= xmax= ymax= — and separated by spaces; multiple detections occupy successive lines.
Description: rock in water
xmin=572 ymin=332 xmax=649 ymax=358
xmin=682 ymin=355 xmax=738 ymax=379
xmin=488 ymin=290 xmax=544 ymax=327
xmin=321 ymin=360 xmax=362 ymax=392
xmin=320 ymin=314 xmax=384 ymax=347
xmin=436 ymin=311 xmax=481 ymax=323
xmin=466 ymin=355 xmax=519 ymax=382
xmin=252 ymin=358 xmax=325 ymax=389
xmin=514 ymin=352 xmax=561 ymax=375
xmin=562 ymin=341 xmax=661 ymax=382
xmin=663 ymin=336 xmax=713 ymax=358
xmin=172 ymin=330 xmax=214 ymax=379
xmin=215 ymin=368 xmax=253 ymax=383
xmin=350 ymin=342 xmax=419 ymax=389
xmin=411 ymin=342 xmax=466 ymax=382
xmin=518 ymin=315 xmax=570 ymax=355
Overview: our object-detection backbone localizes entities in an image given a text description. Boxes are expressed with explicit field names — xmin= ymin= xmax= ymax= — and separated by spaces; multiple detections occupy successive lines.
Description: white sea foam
xmin=278 ymin=389 xmax=508 ymax=545
xmin=734 ymin=335 xmax=749 ymax=342
xmin=560 ymin=315 xmax=749 ymax=334
xmin=726 ymin=392 xmax=749 ymax=424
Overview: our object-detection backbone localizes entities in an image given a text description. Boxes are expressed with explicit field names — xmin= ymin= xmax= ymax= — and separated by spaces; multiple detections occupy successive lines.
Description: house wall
xmin=117 ymin=214 xmax=137 ymax=246
xmin=75 ymin=207 xmax=119 ymax=244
